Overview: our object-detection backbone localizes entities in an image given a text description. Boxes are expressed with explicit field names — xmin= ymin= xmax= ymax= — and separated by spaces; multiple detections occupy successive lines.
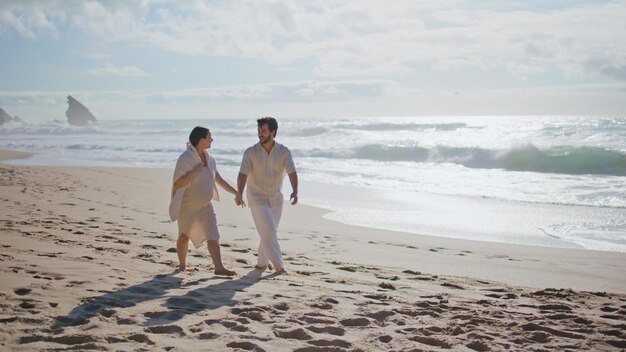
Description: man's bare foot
xmin=214 ymin=268 xmax=236 ymax=276
xmin=275 ymin=267 xmax=287 ymax=275
xmin=254 ymin=264 xmax=273 ymax=271
xmin=176 ymin=265 xmax=186 ymax=272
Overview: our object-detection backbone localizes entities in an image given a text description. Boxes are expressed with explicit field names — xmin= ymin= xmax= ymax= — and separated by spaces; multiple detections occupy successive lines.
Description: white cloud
xmin=1 ymin=1 xmax=624 ymax=82
xmin=2 ymin=0 xmax=626 ymax=120
xmin=135 ymin=79 xmax=397 ymax=103
xmin=0 ymin=1 xmax=64 ymax=38
xmin=2 ymin=80 xmax=626 ymax=121
xmin=87 ymin=64 xmax=150 ymax=78
xmin=295 ymin=88 xmax=315 ymax=97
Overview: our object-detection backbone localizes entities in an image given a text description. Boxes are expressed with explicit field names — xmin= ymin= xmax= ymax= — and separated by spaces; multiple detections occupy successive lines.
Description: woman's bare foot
xmin=176 ymin=265 xmax=186 ymax=272
xmin=214 ymin=268 xmax=236 ymax=276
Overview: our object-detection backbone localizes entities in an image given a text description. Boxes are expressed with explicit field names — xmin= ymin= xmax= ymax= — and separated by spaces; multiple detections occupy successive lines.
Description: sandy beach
xmin=1 ymin=149 xmax=625 ymax=351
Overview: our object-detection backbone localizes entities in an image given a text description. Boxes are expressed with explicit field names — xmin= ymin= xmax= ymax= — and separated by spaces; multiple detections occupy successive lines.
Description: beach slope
xmin=1 ymin=150 xmax=625 ymax=351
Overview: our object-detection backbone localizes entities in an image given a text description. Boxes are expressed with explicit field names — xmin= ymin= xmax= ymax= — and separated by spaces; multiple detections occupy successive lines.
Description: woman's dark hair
xmin=189 ymin=126 xmax=209 ymax=147
xmin=257 ymin=117 xmax=278 ymax=137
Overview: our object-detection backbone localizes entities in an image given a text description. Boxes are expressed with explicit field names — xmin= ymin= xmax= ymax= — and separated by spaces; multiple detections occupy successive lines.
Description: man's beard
xmin=260 ymin=136 xmax=271 ymax=144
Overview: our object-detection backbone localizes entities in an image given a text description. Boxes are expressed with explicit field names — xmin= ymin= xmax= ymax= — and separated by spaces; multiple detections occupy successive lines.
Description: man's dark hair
xmin=189 ymin=126 xmax=209 ymax=147
xmin=257 ymin=117 xmax=278 ymax=137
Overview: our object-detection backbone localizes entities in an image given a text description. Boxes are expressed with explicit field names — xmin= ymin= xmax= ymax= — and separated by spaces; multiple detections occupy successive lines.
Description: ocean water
xmin=2 ymin=115 xmax=625 ymax=252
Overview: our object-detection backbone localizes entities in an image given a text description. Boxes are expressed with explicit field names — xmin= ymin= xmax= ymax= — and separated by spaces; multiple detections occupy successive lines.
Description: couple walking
xmin=169 ymin=117 xmax=297 ymax=276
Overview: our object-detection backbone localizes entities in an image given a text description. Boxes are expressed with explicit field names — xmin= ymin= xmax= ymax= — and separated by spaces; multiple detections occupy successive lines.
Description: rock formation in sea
xmin=0 ymin=107 xmax=23 ymax=125
xmin=66 ymin=95 xmax=97 ymax=126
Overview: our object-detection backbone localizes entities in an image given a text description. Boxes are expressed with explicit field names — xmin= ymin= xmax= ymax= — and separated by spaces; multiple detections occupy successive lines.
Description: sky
xmin=1 ymin=0 xmax=625 ymax=121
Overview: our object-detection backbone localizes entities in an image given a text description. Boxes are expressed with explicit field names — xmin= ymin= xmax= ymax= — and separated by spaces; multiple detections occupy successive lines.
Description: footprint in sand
xmin=375 ymin=274 xmax=400 ymax=281
xmin=485 ymin=293 xmax=517 ymax=299
xmin=144 ymin=311 xmax=183 ymax=322
xmin=428 ymin=247 xmax=444 ymax=252
xmin=226 ymin=341 xmax=265 ymax=351
xmin=241 ymin=311 xmax=266 ymax=322
xmin=363 ymin=310 xmax=395 ymax=322
xmin=116 ymin=317 xmax=137 ymax=325
xmin=466 ymin=341 xmax=490 ymax=351
xmin=0 ymin=316 xmax=18 ymax=324
xmin=521 ymin=322 xmax=585 ymax=340
xmin=298 ymin=315 xmax=336 ymax=325
xmin=127 ymin=333 xmax=155 ymax=345
xmin=441 ymin=282 xmax=465 ymax=290
xmin=538 ymin=304 xmax=573 ymax=312
xmin=378 ymin=335 xmax=393 ymax=343
xmin=145 ymin=324 xmax=185 ymax=336
xmin=273 ymin=302 xmax=289 ymax=311
xmin=236 ymin=317 xmax=251 ymax=325
xmin=20 ymin=334 xmax=96 ymax=346
xmin=37 ymin=252 xmax=63 ymax=258
xmin=310 ymin=302 xmax=333 ymax=311
xmin=606 ymin=340 xmax=626 ymax=349
xmin=340 ymin=317 xmax=370 ymax=327
xmin=307 ymin=339 xmax=352 ymax=348
xmin=274 ymin=327 xmax=312 ymax=340
xmin=196 ymin=332 xmax=218 ymax=340
xmin=379 ymin=282 xmax=396 ymax=290
xmin=363 ymin=293 xmax=392 ymax=302
xmin=96 ymin=309 xmax=116 ymax=318
xmin=306 ymin=325 xmax=346 ymax=336
xmin=19 ymin=300 xmax=37 ymax=309
xmin=409 ymin=336 xmax=452 ymax=349
xmin=600 ymin=306 xmax=619 ymax=313
xmin=14 ymin=288 xmax=32 ymax=296
xmin=337 ymin=266 xmax=357 ymax=272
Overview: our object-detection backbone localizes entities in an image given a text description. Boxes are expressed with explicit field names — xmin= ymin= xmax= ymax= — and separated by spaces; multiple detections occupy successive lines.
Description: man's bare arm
xmin=288 ymin=171 xmax=298 ymax=205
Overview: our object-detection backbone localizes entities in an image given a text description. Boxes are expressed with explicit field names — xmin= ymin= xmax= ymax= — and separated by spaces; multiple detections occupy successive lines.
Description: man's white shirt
xmin=239 ymin=142 xmax=296 ymax=207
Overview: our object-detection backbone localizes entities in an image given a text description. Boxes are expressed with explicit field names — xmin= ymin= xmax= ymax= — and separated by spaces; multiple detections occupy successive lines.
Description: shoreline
xmin=1 ymin=148 xmax=624 ymax=292
xmin=2 ymin=148 xmax=624 ymax=254
xmin=1 ymin=149 xmax=625 ymax=351
xmin=0 ymin=149 xmax=34 ymax=162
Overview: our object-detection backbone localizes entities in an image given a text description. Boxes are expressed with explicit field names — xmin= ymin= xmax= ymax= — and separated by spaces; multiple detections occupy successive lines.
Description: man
xmin=170 ymin=126 xmax=243 ymax=276
xmin=237 ymin=117 xmax=298 ymax=274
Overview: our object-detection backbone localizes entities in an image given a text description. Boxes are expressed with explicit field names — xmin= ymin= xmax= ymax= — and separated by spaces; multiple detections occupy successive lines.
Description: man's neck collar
xmin=261 ymin=140 xmax=275 ymax=153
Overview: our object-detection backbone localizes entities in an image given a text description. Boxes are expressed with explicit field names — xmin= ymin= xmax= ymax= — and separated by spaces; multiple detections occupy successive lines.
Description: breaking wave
xmin=303 ymin=144 xmax=626 ymax=176
xmin=336 ymin=122 xmax=469 ymax=131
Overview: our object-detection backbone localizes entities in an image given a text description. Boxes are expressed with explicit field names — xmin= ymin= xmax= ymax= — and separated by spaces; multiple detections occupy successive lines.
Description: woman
xmin=169 ymin=126 xmax=245 ymax=275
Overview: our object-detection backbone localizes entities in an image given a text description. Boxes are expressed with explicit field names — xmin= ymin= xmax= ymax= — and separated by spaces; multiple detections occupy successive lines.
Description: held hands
xmin=235 ymin=193 xmax=246 ymax=208
xmin=290 ymin=192 xmax=298 ymax=205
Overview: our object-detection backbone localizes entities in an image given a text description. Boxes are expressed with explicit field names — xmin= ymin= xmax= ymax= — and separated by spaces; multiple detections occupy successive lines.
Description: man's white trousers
xmin=250 ymin=204 xmax=283 ymax=268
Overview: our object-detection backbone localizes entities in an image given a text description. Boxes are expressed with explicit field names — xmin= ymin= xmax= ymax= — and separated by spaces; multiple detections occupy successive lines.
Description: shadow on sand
xmin=53 ymin=273 xmax=184 ymax=328
xmin=145 ymin=269 xmax=276 ymax=326
xmin=54 ymin=269 xmax=275 ymax=328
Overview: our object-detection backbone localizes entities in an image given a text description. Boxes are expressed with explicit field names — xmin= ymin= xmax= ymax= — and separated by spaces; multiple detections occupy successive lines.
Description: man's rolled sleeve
xmin=239 ymin=149 xmax=252 ymax=175
xmin=285 ymin=149 xmax=296 ymax=174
